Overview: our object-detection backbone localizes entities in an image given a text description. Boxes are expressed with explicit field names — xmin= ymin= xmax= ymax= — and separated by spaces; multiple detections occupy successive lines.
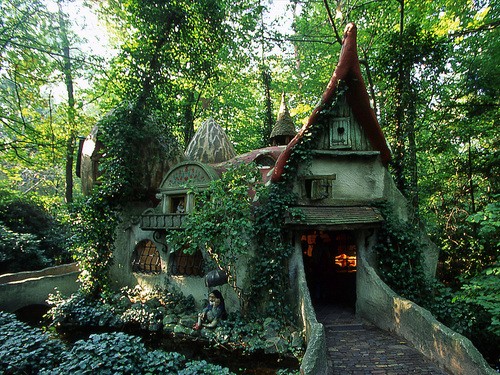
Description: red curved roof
xmin=271 ymin=23 xmax=391 ymax=183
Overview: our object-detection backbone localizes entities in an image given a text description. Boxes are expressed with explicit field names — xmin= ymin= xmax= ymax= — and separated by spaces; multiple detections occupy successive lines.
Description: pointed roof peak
xmin=185 ymin=117 xmax=236 ymax=163
xmin=271 ymin=23 xmax=391 ymax=182
xmin=270 ymin=92 xmax=296 ymax=142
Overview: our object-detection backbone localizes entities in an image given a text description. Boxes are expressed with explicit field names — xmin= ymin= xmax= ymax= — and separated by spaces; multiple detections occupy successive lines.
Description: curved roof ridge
xmin=271 ymin=23 xmax=391 ymax=183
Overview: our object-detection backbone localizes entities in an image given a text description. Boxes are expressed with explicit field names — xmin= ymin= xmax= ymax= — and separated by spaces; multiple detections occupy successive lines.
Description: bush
xmin=0 ymin=312 xmax=65 ymax=374
xmin=41 ymin=332 xmax=184 ymax=375
xmin=48 ymin=286 xmax=197 ymax=330
xmin=0 ymin=199 xmax=71 ymax=273
xmin=0 ymin=312 xmax=235 ymax=374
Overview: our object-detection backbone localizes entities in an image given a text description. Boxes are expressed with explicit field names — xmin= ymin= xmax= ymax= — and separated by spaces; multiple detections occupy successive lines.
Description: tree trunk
xmin=262 ymin=67 xmax=274 ymax=145
xmin=393 ymin=0 xmax=406 ymax=194
xmin=183 ymin=91 xmax=195 ymax=148
xmin=58 ymin=1 xmax=76 ymax=204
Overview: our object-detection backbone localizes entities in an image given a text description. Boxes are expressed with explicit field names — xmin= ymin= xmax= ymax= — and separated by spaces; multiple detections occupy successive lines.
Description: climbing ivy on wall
xmin=166 ymin=162 xmax=264 ymax=300
xmin=374 ymin=203 xmax=500 ymax=365
xmin=373 ymin=203 xmax=431 ymax=302
xmin=247 ymin=181 xmax=297 ymax=316
xmin=71 ymin=101 xmax=178 ymax=296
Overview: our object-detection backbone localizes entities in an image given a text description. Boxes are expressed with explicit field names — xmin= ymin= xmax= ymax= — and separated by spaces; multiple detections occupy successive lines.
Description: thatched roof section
xmin=271 ymin=23 xmax=391 ymax=182
xmin=185 ymin=117 xmax=236 ymax=163
xmin=270 ymin=92 xmax=296 ymax=139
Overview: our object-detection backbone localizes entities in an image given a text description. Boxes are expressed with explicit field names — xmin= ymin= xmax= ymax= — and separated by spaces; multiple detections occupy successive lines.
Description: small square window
xmin=303 ymin=177 xmax=334 ymax=200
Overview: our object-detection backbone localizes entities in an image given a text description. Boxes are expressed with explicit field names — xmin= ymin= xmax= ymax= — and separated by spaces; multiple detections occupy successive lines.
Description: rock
xmin=173 ymin=324 xmax=191 ymax=335
xmin=264 ymin=337 xmax=288 ymax=354
xmin=163 ymin=314 xmax=177 ymax=325
xmin=178 ymin=315 xmax=196 ymax=327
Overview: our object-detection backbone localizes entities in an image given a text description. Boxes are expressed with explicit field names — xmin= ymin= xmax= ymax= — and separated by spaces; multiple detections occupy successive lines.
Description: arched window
xmin=170 ymin=245 xmax=204 ymax=276
xmin=132 ymin=240 xmax=161 ymax=274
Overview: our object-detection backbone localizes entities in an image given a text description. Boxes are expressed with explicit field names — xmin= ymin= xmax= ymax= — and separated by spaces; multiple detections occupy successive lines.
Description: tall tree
xmin=57 ymin=0 xmax=77 ymax=203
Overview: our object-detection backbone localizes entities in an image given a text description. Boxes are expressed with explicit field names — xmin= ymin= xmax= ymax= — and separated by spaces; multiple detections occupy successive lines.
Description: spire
xmin=271 ymin=23 xmax=391 ymax=183
xmin=269 ymin=92 xmax=296 ymax=146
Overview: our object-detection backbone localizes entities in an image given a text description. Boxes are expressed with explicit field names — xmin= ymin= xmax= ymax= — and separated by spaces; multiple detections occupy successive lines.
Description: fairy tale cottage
xmin=85 ymin=23 xmax=438 ymax=318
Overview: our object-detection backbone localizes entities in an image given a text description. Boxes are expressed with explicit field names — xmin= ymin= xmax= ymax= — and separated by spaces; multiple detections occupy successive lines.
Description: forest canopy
xmin=0 ymin=0 xmax=498 ymax=310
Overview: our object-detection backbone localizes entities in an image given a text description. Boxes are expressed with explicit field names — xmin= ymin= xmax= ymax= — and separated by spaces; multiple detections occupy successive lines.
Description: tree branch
xmin=322 ymin=0 xmax=342 ymax=44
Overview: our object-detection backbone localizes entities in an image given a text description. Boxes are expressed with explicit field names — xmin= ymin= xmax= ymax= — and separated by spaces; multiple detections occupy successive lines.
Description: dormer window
xmin=255 ymin=155 xmax=276 ymax=168
xmin=171 ymin=195 xmax=186 ymax=214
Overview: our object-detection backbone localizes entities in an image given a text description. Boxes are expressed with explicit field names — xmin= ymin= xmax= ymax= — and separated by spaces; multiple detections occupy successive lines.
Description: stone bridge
xmin=0 ymin=263 xmax=80 ymax=313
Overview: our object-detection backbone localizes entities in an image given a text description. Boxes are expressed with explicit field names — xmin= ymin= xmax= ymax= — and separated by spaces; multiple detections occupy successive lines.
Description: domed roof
xmin=270 ymin=92 xmax=296 ymax=140
xmin=185 ymin=117 xmax=236 ymax=163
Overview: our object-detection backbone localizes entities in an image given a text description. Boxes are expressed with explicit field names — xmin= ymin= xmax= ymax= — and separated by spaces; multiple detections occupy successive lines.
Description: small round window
xmin=132 ymin=240 xmax=161 ymax=274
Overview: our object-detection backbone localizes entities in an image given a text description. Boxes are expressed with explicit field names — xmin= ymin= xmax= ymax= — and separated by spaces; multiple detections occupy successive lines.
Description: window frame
xmin=132 ymin=239 xmax=162 ymax=274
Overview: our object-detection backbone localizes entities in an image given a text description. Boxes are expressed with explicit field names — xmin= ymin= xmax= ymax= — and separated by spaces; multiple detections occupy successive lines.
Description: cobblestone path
xmin=315 ymin=303 xmax=450 ymax=375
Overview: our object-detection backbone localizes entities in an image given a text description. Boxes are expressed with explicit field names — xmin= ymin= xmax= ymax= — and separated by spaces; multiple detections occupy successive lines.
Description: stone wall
xmin=289 ymin=244 xmax=329 ymax=375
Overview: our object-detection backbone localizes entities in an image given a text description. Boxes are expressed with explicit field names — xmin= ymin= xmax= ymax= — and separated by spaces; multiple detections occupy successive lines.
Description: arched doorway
xmin=301 ymin=230 xmax=357 ymax=308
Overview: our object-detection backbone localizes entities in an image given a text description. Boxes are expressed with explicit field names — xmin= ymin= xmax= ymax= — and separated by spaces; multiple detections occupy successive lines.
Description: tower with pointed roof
xmin=269 ymin=92 xmax=297 ymax=146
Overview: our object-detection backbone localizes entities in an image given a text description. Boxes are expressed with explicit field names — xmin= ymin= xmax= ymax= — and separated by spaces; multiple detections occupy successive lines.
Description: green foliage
xmin=0 ymin=311 xmax=235 ymax=374
xmin=47 ymin=289 xmax=304 ymax=362
xmin=41 ymin=332 xmax=193 ymax=375
xmin=453 ymin=262 xmax=500 ymax=337
xmin=97 ymin=101 xmax=180 ymax=200
xmin=70 ymin=102 xmax=179 ymax=296
xmin=0 ymin=312 xmax=65 ymax=374
xmin=69 ymin=192 xmax=118 ymax=296
xmin=375 ymin=205 xmax=499 ymax=365
xmin=247 ymin=182 xmax=296 ymax=316
xmin=0 ymin=198 xmax=71 ymax=273
xmin=374 ymin=205 xmax=431 ymax=302
xmin=167 ymin=163 xmax=264 ymax=299
xmin=468 ymin=200 xmax=500 ymax=254
xmin=48 ymin=286 xmax=196 ymax=331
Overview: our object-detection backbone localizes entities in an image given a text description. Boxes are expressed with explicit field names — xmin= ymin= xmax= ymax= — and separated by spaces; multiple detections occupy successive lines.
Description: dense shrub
xmin=0 ymin=312 xmax=235 ymax=374
xmin=47 ymin=286 xmax=305 ymax=359
xmin=0 ymin=312 xmax=65 ymax=374
xmin=0 ymin=199 xmax=71 ymax=273
xmin=375 ymin=204 xmax=499 ymax=367
xmin=48 ymin=286 xmax=197 ymax=330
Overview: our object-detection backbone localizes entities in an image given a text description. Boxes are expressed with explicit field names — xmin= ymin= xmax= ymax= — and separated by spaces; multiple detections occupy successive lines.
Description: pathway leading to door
xmin=315 ymin=303 xmax=450 ymax=374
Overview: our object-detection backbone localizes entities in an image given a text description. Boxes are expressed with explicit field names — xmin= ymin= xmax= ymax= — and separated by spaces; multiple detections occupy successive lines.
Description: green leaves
xmin=167 ymin=163 xmax=262 ymax=292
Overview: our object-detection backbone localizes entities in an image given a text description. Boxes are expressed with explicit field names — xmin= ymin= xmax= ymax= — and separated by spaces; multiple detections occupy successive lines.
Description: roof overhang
xmin=285 ymin=206 xmax=384 ymax=230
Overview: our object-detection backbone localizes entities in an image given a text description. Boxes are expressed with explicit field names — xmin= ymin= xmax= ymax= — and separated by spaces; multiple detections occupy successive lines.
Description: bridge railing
xmin=0 ymin=263 xmax=80 ymax=312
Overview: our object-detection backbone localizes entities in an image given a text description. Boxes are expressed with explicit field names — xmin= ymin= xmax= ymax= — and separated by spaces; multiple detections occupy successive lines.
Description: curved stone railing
xmin=356 ymin=258 xmax=496 ymax=375
xmin=290 ymin=246 xmax=329 ymax=375
xmin=0 ymin=263 xmax=80 ymax=312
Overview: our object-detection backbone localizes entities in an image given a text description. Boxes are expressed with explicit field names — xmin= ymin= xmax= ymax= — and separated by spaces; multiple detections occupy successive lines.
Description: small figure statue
xmin=176 ymin=201 xmax=185 ymax=213
xmin=193 ymin=290 xmax=227 ymax=330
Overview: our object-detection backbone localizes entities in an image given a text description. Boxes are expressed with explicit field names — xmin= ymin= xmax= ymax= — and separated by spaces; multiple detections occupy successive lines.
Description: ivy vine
xmin=71 ymin=101 xmax=178 ymax=296
xmin=166 ymin=162 xmax=264 ymax=302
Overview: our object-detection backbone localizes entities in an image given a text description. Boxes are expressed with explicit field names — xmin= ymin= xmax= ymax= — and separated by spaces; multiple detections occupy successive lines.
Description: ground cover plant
xmin=47 ymin=285 xmax=305 ymax=361
xmin=0 ymin=311 xmax=236 ymax=374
